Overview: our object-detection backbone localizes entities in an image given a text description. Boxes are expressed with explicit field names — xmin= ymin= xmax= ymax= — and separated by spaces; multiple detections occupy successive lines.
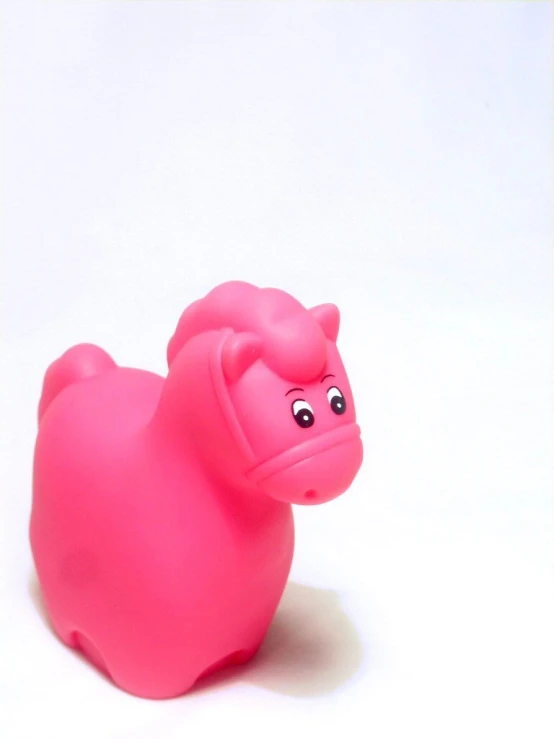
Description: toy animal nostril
xmin=304 ymin=489 xmax=317 ymax=500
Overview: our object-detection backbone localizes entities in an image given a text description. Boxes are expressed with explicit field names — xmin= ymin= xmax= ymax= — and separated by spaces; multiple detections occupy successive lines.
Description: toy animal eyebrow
xmin=320 ymin=373 xmax=335 ymax=383
xmin=285 ymin=387 xmax=304 ymax=396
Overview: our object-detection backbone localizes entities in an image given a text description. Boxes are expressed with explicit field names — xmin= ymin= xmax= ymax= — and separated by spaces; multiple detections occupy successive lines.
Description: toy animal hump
xmin=166 ymin=281 xmax=340 ymax=383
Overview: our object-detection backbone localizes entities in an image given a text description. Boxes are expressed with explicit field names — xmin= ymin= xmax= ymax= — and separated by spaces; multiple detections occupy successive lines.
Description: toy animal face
xmin=166 ymin=284 xmax=363 ymax=504
xmin=227 ymin=341 xmax=363 ymax=505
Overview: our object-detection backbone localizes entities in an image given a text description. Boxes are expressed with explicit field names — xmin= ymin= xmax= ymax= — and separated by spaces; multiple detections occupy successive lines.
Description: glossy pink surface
xmin=30 ymin=282 xmax=363 ymax=698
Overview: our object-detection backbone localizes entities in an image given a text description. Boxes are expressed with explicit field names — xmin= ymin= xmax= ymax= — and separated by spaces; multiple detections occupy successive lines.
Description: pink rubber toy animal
xmin=30 ymin=281 xmax=363 ymax=698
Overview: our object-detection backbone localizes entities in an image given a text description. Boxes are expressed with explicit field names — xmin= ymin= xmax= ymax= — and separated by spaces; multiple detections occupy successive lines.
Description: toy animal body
xmin=31 ymin=282 xmax=363 ymax=698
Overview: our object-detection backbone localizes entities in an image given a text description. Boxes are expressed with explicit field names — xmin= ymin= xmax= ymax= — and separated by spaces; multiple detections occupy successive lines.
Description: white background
xmin=1 ymin=1 xmax=552 ymax=737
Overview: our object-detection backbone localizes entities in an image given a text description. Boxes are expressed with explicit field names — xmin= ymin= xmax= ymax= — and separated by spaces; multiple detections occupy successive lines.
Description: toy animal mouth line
xmin=247 ymin=423 xmax=361 ymax=483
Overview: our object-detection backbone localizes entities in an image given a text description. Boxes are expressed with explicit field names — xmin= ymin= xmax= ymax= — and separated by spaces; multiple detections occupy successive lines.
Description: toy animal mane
xmin=167 ymin=281 xmax=329 ymax=382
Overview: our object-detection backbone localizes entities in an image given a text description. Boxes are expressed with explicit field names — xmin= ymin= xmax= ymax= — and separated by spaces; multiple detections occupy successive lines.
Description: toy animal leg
xmin=105 ymin=650 xmax=200 ymax=700
xmin=197 ymin=643 xmax=261 ymax=682
xmin=43 ymin=612 xmax=118 ymax=683
xmin=75 ymin=634 xmax=203 ymax=698
xmin=47 ymin=608 xmax=200 ymax=698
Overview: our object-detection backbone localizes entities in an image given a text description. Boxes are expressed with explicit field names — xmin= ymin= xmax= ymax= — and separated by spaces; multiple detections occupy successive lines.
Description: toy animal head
xmin=164 ymin=282 xmax=363 ymax=505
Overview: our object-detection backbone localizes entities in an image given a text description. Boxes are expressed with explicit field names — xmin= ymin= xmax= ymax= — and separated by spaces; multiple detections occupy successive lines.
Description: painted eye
xmin=327 ymin=386 xmax=346 ymax=415
xmin=291 ymin=399 xmax=315 ymax=428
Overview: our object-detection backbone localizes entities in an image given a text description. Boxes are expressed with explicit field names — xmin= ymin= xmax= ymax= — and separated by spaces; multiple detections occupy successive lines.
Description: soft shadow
xmin=29 ymin=573 xmax=364 ymax=699
xmin=196 ymin=581 xmax=364 ymax=698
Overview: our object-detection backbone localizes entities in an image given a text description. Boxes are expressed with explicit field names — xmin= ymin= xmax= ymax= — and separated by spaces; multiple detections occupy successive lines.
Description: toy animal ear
xmin=309 ymin=303 xmax=340 ymax=342
xmin=221 ymin=332 xmax=263 ymax=383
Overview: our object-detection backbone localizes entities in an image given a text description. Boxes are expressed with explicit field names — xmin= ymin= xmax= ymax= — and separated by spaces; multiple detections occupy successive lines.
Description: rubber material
xmin=30 ymin=281 xmax=363 ymax=698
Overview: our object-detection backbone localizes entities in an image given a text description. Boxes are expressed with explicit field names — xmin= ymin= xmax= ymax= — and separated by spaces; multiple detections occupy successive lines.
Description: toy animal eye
xmin=291 ymin=399 xmax=315 ymax=428
xmin=327 ymin=386 xmax=346 ymax=415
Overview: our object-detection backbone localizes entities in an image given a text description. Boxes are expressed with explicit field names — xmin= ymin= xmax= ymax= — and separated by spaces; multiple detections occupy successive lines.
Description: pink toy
xmin=30 ymin=281 xmax=363 ymax=698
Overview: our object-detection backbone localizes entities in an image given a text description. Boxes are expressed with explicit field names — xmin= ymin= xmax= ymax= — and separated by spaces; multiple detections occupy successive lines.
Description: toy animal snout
xmin=248 ymin=423 xmax=363 ymax=505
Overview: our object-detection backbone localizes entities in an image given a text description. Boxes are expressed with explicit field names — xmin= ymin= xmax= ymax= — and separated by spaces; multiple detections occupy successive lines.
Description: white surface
xmin=1 ymin=1 xmax=553 ymax=737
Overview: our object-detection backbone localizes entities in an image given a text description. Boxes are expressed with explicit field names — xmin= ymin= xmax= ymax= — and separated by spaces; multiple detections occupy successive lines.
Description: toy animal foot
xmin=60 ymin=625 xmax=198 ymax=699
xmin=46 ymin=615 xmax=111 ymax=676
xmin=71 ymin=631 xmax=111 ymax=678
xmin=106 ymin=659 xmax=201 ymax=700
xmin=53 ymin=614 xmax=261 ymax=698
xmin=195 ymin=644 xmax=262 ymax=690
xmin=199 ymin=645 xmax=260 ymax=679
